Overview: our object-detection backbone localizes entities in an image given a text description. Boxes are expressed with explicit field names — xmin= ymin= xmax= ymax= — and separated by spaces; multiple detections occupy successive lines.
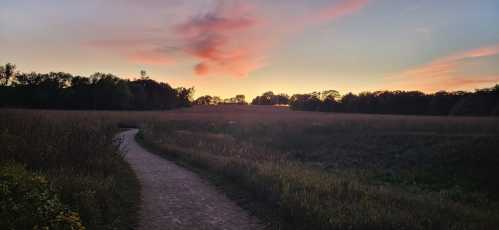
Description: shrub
xmin=0 ymin=163 xmax=85 ymax=230
xmin=0 ymin=110 xmax=140 ymax=230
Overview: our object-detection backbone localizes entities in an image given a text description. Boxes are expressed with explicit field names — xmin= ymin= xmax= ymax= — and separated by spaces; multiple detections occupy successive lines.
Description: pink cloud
xmin=173 ymin=1 xmax=265 ymax=77
xmin=174 ymin=0 xmax=370 ymax=77
xmin=398 ymin=75 xmax=499 ymax=92
xmin=448 ymin=44 xmax=499 ymax=60
xmin=86 ymin=0 xmax=370 ymax=77
xmin=194 ymin=63 xmax=210 ymax=75
xmin=304 ymin=0 xmax=370 ymax=25
xmin=393 ymin=44 xmax=499 ymax=91
xmin=439 ymin=76 xmax=499 ymax=88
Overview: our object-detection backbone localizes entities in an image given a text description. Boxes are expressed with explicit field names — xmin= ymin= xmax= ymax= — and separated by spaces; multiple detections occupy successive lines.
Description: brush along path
xmin=118 ymin=129 xmax=263 ymax=230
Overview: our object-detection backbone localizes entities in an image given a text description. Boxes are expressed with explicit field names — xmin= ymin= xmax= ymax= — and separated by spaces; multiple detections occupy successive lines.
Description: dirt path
xmin=118 ymin=129 xmax=263 ymax=230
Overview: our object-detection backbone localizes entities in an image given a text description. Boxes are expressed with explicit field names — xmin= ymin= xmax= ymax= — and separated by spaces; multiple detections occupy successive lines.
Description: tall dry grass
xmin=0 ymin=109 xmax=140 ymax=230
xmin=3 ymin=106 xmax=498 ymax=229
xmin=137 ymin=105 xmax=499 ymax=230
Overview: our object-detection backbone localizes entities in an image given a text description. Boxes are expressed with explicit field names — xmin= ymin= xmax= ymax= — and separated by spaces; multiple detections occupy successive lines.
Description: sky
xmin=1 ymin=0 xmax=499 ymax=99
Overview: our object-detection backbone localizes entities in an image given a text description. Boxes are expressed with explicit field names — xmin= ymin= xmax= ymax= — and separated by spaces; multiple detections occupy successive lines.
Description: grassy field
xmin=136 ymin=105 xmax=499 ymax=230
xmin=2 ymin=106 xmax=498 ymax=229
xmin=0 ymin=109 xmax=140 ymax=230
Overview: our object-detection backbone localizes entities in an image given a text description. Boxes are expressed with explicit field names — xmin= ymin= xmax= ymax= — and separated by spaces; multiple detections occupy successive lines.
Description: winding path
xmin=118 ymin=129 xmax=263 ymax=230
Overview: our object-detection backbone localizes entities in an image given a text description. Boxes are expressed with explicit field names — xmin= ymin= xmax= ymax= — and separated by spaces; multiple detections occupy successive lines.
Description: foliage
xmin=0 ymin=63 xmax=193 ymax=110
xmin=0 ymin=110 xmax=140 ymax=230
xmin=252 ymin=86 xmax=498 ymax=116
xmin=195 ymin=94 xmax=247 ymax=105
xmin=0 ymin=63 xmax=16 ymax=86
xmin=251 ymin=91 xmax=290 ymax=105
xmin=194 ymin=95 xmax=216 ymax=105
xmin=0 ymin=163 xmax=85 ymax=230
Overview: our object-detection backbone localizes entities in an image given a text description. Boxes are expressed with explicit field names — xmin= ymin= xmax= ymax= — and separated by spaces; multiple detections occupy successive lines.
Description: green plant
xmin=0 ymin=163 xmax=85 ymax=230
xmin=138 ymin=117 xmax=499 ymax=230
xmin=0 ymin=110 xmax=140 ymax=230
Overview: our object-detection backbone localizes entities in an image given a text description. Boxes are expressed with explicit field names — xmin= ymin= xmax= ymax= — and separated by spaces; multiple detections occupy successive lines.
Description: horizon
xmin=2 ymin=0 xmax=499 ymax=99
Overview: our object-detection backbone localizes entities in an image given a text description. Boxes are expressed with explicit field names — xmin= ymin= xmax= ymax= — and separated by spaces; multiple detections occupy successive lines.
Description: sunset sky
xmin=1 ymin=0 xmax=498 ymax=99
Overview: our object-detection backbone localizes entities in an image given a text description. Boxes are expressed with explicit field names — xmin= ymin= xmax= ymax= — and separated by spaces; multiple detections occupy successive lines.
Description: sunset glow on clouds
xmin=304 ymin=0 xmax=370 ymax=26
xmin=394 ymin=44 xmax=499 ymax=91
xmin=173 ymin=1 xmax=265 ymax=77
xmin=1 ymin=0 xmax=499 ymax=98
xmin=138 ymin=0 xmax=372 ymax=77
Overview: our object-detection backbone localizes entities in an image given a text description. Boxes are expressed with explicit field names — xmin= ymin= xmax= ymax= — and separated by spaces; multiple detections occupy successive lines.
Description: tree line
xmin=194 ymin=94 xmax=247 ymax=105
xmin=251 ymin=91 xmax=290 ymax=105
xmin=3 ymin=62 xmax=498 ymax=115
xmin=0 ymin=63 xmax=193 ymax=110
xmin=194 ymin=92 xmax=288 ymax=106
xmin=195 ymin=85 xmax=499 ymax=116
xmin=250 ymin=87 xmax=499 ymax=116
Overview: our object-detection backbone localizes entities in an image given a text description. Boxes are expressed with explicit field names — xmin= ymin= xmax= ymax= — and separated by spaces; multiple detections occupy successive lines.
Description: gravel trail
xmin=118 ymin=129 xmax=263 ymax=230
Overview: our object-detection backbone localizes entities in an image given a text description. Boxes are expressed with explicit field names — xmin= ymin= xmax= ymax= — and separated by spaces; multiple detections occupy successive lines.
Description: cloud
xmin=393 ymin=44 xmax=499 ymax=91
xmin=303 ymin=0 xmax=370 ymax=25
xmin=437 ymin=76 xmax=499 ymax=88
xmin=86 ymin=0 xmax=370 ymax=77
xmin=173 ymin=0 xmax=265 ymax=77
xmin=194 ymin=63 xmax=210 ymax=75
xmin=173 ymin=0 xmax=370 ymax=77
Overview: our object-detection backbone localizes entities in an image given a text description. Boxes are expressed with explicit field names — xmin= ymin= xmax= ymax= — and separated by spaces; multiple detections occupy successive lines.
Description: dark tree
xmin=289 ymin=94 xmax=321 ymax=111
xmin=450 ymin=86 xmax=499 ymax=116
xmin=194 ymin=95 xmax=214 ymax=105
xmin=212 ymin=96 xmax=222 ymax=105
xmin=235 ymin=94 xmax=247 ymax=105
xmin=0 ymin=63 xmax=16 ymax=86
xmin=252 ymin=91 xmax=290 ymax=105
xmin=89 ymin=73 xmax=132 ymax=110
xmin=289 ymin=85 xmax=499 ymax=116
xmin=428 ymin=91 xmax=466 ymax=115
xmin=176 ymin=87 xmax=195 ymax=107
xmin=0 ymin=63 xmax=193 ymax=110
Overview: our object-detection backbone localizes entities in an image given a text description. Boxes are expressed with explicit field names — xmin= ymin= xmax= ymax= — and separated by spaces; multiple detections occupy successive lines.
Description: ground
xmin=119 ymin=129 xmax=263 ymax=230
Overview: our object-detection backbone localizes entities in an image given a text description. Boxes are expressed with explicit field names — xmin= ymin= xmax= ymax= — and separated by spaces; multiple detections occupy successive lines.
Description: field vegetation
xmin=136 ymin=105 xmax=499 ymax=230
xmin=0 ymin=110 xmax=140 ymax=229
xmin=2 ymin=106 xmax=498 ymax=229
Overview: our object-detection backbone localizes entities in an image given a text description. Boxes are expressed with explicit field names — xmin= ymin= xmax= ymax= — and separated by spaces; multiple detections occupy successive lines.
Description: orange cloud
xmin=194 ymin=63 xmax=210 ymax=75
xmin=394 ymin=44 xmax=499 ymax=91
xmin=86 ymin=0 xmax=370 ymax=77
xmin=174 ymin=0 xmax=369 ymax=77
xmin=437 ymin=75 xmax=499 ymax=89
xmin=173 ymin=1 xmax=265 ymax=77
xmin=304 ymin=0 xmax=370 ymax=25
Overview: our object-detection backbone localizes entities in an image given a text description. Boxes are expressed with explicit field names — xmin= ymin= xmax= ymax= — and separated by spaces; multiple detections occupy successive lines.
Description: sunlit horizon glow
xmin=1 ymin=0 xmax=498 ymax=99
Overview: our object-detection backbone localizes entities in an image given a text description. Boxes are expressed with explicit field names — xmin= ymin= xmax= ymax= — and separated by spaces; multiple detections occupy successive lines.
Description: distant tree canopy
xmin=0 ymin=63 xmax=193 ymax=110
xmin=2 ymin=63 xmax=498 ymax=116
xmin=194 ymin=94 xmax=247 ymax=105
xmin=193 ymin=86 xmax=499 ymax=116
xmin=251 ymin=91 xmax=290 ymax=105
xmin=288 ymin=87 xmax=499 ymax=116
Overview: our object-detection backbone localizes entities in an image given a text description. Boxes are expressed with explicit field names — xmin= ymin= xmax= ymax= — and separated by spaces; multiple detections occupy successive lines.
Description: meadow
xmin=137 ymin=105 xmax=499 ymax=230
xmin=2 ymin=106 xmax=499 ymax=229
xmin=0 ymin=109 xmax=140 ymax=230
